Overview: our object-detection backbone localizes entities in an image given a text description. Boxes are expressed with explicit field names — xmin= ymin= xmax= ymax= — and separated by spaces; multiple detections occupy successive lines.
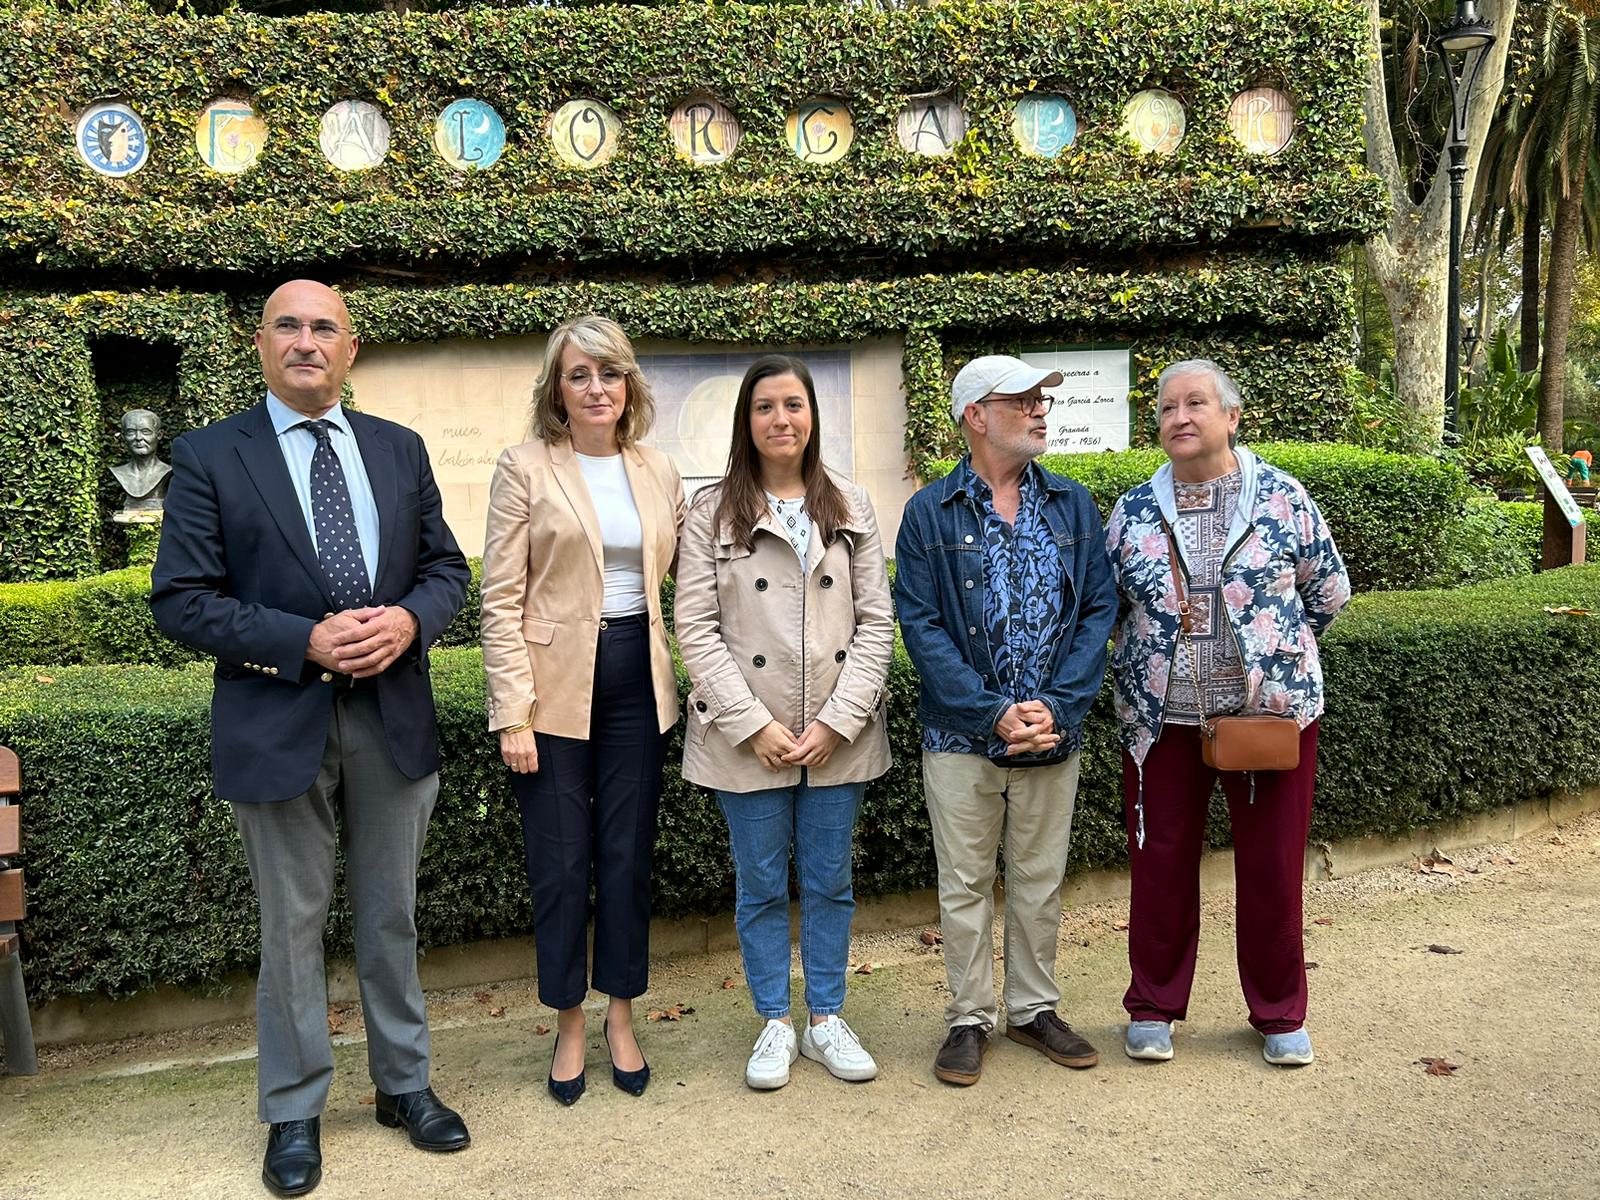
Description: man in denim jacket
xmin=894 ymin=355 xmax=1117 ymax=1086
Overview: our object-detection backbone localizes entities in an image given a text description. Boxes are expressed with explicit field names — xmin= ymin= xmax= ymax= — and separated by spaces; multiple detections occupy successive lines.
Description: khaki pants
xmin=922 ymin=750 xmax=1081 ymax=1030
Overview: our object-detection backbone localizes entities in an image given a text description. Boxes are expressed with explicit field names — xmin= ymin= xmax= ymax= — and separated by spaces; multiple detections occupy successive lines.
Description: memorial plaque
xmin=194 ymin=99 xmax=266 ymax=174
xmin=897 ymin=92 xmax=965 ymax=157
xmin=786 ymin=99 xmax=855 ymax=165
xmin=433 ymin=99 xmax=505 ymax=170
xmin=1011 ymin=95 xmax=1077 ymax=158
xmin=1228 ymin=87 xmax=1296 ymax=156
xmin=319 ymin=100 xmax=390 ymax=171
xmin=1122 ymin=89 xmax=1186 ymax=155
xmin=76 ymin=102 xmax=149 ymax=177
xmin=670 ymin=97 xmax=741 ymax=165
xmin=1020 ymin=345 xmax=1133 ymax=454
xmin=550 ymin=99 xmax=621 ymax=168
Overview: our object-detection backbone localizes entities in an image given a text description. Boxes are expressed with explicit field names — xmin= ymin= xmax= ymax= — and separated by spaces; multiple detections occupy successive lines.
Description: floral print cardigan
xmin=1104 ymin=447 xmax=1352 ymax=846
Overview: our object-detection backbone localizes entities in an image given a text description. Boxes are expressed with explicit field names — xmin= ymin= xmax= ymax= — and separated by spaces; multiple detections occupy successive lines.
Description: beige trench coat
xmin=674 ymin=477 xmax=894 ymax=793
xmin=479 ymin=437 xmax=685 ymax=738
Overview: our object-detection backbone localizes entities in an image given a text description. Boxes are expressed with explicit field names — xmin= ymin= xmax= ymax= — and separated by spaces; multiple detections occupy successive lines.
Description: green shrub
xmin=0 ymin=568 xmax=194 ymax=669
xmin=929 ymin=441 xmax=1470 ymax=592
xmin=3 ymin=567 xmax=1597 ymax=1004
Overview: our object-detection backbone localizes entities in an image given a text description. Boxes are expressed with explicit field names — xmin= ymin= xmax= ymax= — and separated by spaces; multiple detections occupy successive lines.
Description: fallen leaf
xmin=358 ymin=1094 xmax=375 ymax=1106
xmin=488 ymin=1006 xmax=505 ymax=1018
xmin=647 ymin=1004 xmax=694 ymax=1021
xmin=32 ymin=674 xmax=54 ymax=685
xmin=1427 ymin=944 xmax=1463 ymax=955
xmin=473 ymin=991 xmax=492 ymax=1004
xmin=1428 ymin=860 xmax=1461 ymax=877
xmin=920 ymin=928 xmax=943 ymax=946
xmin=1550 ymin=835 xmax=1566 ymax=846
xmin=1420 ymin=1057 xmax=1459 ymax=1077
xmin=327 ymin=1011 xmax=345 ymax=1034
xmin=1112 ymin=919 xmax=1129 ymax=931
xmin=854 ymin=961 xmax=876 ymax=975
xmin=1305 ymin=961 xmax=1320 ymax=969
xmin=1489 ymin=854 xmax=1515 ymax=866
xmin=721 ymin=977 xmax=738 ymax=989
xmin=534 ymin=1023 xmax=549 ymax=1036
xmin=1313 ymin=917 xmax=1334 ymax=926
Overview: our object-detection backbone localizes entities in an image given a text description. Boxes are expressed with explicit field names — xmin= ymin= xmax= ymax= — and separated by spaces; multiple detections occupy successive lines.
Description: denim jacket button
xmin=964 ymin=535 xmax=974 ymax=544
xmin=968 ymin=626 xmax=977 ymax=636
xmin=964 ymin=579 xmax=974 ymax=589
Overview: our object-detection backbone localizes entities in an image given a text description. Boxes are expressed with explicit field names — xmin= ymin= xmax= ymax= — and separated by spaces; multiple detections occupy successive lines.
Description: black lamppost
xmin=1437 ymin=1 xmax=1496 ymax=436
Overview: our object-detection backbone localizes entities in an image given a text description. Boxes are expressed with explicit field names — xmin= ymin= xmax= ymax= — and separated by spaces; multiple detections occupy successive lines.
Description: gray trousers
xmin=922 ymin=750 xmax=1081 ymax=1031
xmin=231 ymin=688 xmax=437 ymax=1123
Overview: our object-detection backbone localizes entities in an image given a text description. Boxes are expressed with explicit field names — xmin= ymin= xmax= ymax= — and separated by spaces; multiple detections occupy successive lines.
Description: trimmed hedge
xmin=2 ymin=566 xmax=1597 ymax=1004
xmin=931 ymin=441 xmax=1471 ymax=592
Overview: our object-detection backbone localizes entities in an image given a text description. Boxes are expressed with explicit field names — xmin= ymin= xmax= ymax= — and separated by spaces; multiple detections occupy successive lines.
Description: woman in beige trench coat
xmin=675 ymin=354 xmax=894 ymax=1092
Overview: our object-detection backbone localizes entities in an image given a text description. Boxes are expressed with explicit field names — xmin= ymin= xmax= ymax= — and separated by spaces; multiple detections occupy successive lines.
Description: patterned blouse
xmin=924 ymin=461 xmax=1067 ymax=760
xmin=765 ymin=492 xmax=811 ymax=562
xmin=1166 ymin=469 xmax=1248 ymax=723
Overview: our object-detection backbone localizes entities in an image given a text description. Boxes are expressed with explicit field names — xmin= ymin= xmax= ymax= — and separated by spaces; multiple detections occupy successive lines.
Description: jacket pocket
xmin=522 ymin=618 xmax=556 ymax=645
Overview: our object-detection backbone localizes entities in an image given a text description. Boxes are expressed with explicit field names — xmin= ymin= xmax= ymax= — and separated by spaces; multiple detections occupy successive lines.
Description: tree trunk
xmin=1360 ymin=0 xmax=1519 ymax=441
xmin=1367 ymin=231 xmax=1449 ymax=431
xmin=1538 ymin=186 xmax=1582 ymax=451
xmin=1520 ymin=184 xmax=1542 ymax=373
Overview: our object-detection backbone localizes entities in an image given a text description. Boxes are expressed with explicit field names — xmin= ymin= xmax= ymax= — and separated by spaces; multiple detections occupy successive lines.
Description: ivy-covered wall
xmin=0 ymin=1 xmax=1382 ymax=581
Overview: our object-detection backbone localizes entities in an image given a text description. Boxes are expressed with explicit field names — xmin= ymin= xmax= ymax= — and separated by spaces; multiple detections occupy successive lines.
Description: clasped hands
xmin=306 ymin=606 xmax=418 ymax=679
xmin=996 ymin=699 xmax=1060 ymax=755
xmin=749 ymin=719 xmax=843 ymax=772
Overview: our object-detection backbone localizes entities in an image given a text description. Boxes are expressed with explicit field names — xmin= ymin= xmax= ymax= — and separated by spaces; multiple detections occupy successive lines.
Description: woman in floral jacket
xmin=1105 ymin=359 xmax=1350 ymax=1069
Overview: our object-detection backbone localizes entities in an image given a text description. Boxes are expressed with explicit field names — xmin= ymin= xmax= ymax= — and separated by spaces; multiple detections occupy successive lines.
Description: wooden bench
xmin=0 ymin=745 xmax=37 ymax=1074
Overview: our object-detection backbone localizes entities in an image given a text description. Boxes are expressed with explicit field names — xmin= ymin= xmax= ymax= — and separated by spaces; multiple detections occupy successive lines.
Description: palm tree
xmin=1477 ymin=2 xmax=1600 ymax=448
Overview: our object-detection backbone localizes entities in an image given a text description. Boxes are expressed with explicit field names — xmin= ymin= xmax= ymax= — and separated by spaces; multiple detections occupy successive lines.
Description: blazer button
xmin=695 ymin=700 xmax=707 ymax=712
xmin=752 ymin=655 xmax=766 ymax=668
xmin=755 ymin=578 xmax=768 ymax=591
xmin=320 ymin=671 xmax=334 ymax=683
xmin=820 ymin=575 xmax=834 ymax=588
xmin=835 ymin=649 xmax=847 ymax=662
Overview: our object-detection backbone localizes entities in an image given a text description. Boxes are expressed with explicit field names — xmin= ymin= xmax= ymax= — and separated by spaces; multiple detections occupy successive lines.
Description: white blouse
xmin=577 ymin=451 xmax=648 ymax=616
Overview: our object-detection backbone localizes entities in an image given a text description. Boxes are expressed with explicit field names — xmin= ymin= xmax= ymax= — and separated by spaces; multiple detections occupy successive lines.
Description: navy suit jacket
xmin=151 ymin=401 xmax=470 ymax=804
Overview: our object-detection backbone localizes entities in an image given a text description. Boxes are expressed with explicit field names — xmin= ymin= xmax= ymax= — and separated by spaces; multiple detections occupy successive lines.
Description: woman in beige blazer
xmin=480 ymin=315 xmax=685 ymax=1105
xmin=675 ymin=355 xmax=894 ymax=1092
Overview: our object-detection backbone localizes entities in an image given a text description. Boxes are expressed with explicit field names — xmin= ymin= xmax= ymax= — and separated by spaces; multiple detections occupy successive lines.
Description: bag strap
xmin=1161 ymin=518 xmax=1210 ymax=729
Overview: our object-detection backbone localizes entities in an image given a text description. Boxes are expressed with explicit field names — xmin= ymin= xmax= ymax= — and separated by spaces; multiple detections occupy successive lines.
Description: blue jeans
xmin=715 ymin=775 xmax=865 ymax=1019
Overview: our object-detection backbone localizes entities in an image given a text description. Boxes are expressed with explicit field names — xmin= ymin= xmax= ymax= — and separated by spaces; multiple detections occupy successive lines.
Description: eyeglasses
xmin=262 ymin=318 xmax=351 ymax=342
xmin=976 ymin=392 xmax=1055 ymax=416
xmin=562 ymin=367 xmax=627 ymax=391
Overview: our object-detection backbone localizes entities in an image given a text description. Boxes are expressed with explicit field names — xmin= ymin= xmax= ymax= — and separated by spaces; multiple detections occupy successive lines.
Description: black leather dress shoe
xmin=605 ymin=1024 xmax=650 ymax=1097
xmin=547 ymin=1035 xmax=586 ymax=1106
xmin=374 ymin=1086 xmax=471 ymax=1152
xmin=262 ymin=1117 xmax=322 ymax=1196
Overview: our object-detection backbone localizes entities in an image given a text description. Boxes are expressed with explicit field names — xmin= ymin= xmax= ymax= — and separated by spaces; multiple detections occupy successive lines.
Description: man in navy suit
xmin=152 ymin=280 xmax=471 ymax=1197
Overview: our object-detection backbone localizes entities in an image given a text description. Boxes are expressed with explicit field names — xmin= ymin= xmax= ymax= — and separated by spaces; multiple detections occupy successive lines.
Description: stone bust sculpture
xmin=110 ymin=408 xmax=172 ymax=514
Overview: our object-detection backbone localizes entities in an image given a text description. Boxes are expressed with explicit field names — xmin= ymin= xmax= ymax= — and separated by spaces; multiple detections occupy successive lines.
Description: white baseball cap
xmin=950 ymin=355 xmax=1064 ymax=425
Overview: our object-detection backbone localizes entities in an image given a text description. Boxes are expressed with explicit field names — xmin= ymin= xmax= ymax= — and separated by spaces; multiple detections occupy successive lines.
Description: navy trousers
xmin=511 ymin=613 xmax=667 ymax=1010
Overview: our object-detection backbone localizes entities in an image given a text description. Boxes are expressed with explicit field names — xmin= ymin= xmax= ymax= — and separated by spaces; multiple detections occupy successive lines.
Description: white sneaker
xmin=800 ymin=1015 xmax=879 ymax=1082
xmin=745 ymin=1019 xmax=799 ymax=1090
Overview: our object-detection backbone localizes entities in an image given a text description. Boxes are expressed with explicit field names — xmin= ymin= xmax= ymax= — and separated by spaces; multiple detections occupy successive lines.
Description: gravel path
xmin=3 ymin=812 xmax=1597 ymax=1200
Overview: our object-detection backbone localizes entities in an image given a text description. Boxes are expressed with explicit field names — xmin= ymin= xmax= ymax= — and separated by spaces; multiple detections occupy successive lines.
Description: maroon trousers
xmin=1121 ymin=721 xmax=1319 ymax=1034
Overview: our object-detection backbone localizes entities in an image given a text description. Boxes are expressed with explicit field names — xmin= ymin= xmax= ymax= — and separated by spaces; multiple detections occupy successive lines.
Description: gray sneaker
xmin=1262 ymin=1026 xmax=1314 ymax=1067
xmin=1124 ymin=1020 xmax=1174 ymax=1061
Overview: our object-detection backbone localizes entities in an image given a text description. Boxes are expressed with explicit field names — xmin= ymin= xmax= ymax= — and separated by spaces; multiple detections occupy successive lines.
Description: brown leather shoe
xmin=1005 ymin=1011 xmax=1099 ymax=1068
xmin=933 ymin=1023 xmax=990 ymax=1086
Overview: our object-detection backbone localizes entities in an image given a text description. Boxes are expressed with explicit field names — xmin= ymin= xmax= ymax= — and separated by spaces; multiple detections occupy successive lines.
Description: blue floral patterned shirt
xmin=924 ymin=460 xmax=1067 ymax=760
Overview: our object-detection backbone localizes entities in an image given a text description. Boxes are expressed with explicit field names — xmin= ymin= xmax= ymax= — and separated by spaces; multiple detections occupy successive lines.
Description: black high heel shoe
xmin=547 ymin=1034 xmax=586 ymax=1106
xmin=605 ymin=1023 xmax=650 ymax=1097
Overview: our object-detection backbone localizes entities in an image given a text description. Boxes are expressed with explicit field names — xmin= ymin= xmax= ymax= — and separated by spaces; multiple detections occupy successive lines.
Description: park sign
xmin=1526 ymin=447 xmax=1587 ymax=528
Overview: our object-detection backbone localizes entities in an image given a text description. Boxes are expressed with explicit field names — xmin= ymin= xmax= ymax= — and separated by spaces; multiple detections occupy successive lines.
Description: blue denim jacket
xmin=894 ymin=457 xmax=1117 ymax=756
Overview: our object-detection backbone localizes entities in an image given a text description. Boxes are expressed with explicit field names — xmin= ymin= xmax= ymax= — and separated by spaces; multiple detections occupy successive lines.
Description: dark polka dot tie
xmin=295 ymin=420 xmax=372 ymax=610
